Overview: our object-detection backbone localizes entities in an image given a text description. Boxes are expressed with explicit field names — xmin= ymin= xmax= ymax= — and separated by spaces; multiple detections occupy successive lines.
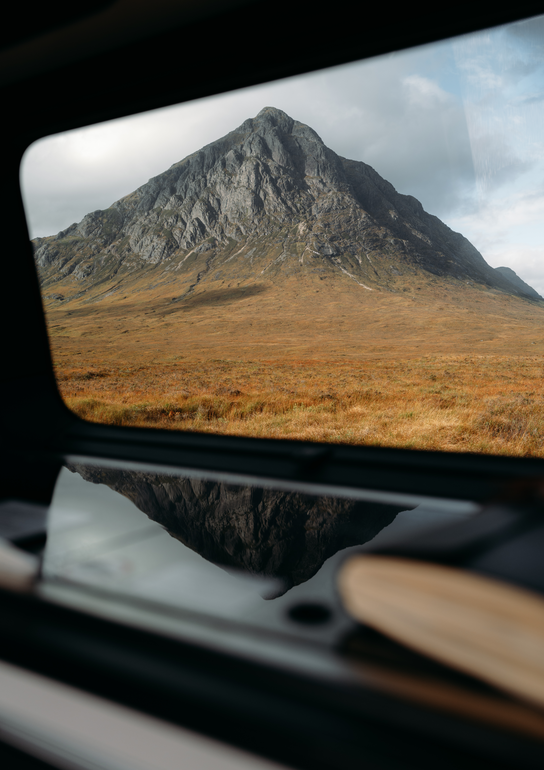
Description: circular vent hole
xmin=287 ymin=602 xmax=332 ymax=625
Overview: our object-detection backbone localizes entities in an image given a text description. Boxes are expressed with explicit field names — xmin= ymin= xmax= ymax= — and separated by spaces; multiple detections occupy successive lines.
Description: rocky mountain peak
xmin=246 ymin=105 xmax=295 ymax=132
xmin=33 ymin=107 xmax=542 ymax=303
xmin=249 ymin=106 xmax=325 ymax=145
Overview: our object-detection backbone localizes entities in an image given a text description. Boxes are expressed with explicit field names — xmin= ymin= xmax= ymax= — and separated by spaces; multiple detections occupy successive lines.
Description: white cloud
xmin=448 ymin=183 xmax=544 ymax=296
xmin=452 ymin=24 xmax=544 ymax=199
xmin=403 ymin=74 xmax=452 ymax=107
xmin=21 ymin=39 xmax=473 ymax=237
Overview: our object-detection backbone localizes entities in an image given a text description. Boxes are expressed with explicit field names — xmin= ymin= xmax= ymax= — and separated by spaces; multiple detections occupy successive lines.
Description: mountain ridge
xmin=33 ymin=106 xmax=541 ymax=304
xmin=495 ymin=266 xmax=542 ymax=300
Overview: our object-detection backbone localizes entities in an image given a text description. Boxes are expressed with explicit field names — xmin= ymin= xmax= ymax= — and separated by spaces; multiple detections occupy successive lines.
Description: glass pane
xmin=22 ymin=14 xmax=544 ymax=456
xmin=41 ymin=461 xmax=477 ymax=636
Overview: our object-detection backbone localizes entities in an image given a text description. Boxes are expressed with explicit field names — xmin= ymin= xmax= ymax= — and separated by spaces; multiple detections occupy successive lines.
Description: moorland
xmin=44 ymin=274 xmax=544 ymax=457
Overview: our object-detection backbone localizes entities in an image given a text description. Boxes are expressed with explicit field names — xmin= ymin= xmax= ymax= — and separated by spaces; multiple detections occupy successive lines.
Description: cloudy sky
xmin=21 ymin=13 xmax=544 ymax=294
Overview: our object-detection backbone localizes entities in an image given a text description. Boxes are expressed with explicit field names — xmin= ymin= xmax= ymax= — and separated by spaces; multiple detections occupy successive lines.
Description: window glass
xmin=22 ymin=14 xmax=544 ymax=456
xmin=43 ymin=461 xmax=478 ymax=621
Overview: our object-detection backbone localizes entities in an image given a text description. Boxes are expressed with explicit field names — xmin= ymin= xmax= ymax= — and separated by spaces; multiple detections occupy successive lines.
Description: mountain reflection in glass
xmin=64 ymin=462 xmax=404 ymax=597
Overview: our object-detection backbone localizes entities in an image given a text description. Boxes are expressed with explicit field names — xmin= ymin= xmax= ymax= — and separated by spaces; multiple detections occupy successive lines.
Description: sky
xmin=21 ymin=13 xmax=544 ymax=295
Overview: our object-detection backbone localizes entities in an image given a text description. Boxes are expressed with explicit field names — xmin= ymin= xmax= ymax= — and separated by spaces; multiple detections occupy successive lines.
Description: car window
xmin=21 ymin=13 xmax=544 ymax=457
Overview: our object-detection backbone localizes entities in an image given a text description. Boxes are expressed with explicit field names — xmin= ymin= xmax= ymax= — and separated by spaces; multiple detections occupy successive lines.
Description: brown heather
xmin=56 ymin=355 xmax=544 ymax=455
xmin=43 ymin=270 xmax=544 ymax=458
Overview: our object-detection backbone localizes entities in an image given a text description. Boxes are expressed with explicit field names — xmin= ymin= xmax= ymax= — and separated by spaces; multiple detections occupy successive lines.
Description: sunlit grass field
xmin=41 ymin=265 xmax=544 ymax=457
xmin=56 ymin=354 xmax=544 ymax=456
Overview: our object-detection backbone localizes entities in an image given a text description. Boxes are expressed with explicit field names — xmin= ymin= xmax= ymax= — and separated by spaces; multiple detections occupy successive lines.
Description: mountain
xmin=33 ymin=106 xmax=539 ymax=303
xmin=495 ymin=266 xmax=542 ymax=301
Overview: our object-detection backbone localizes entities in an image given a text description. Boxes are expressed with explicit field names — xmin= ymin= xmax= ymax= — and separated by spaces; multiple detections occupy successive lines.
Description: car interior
xmin=3 ymin=2 xmax=544 ymax=769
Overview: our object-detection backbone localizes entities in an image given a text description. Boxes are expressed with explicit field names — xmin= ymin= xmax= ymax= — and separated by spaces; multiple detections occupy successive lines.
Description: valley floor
xmin=42 ymin=278 xmax=544 ymax=457
xmin=54 ymin=354 xmax=544 ymax=457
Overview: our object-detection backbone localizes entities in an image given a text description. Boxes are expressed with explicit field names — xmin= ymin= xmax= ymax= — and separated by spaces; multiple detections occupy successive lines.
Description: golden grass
xmin=41 ymin=268 xmax=544 ymax=457
xmin=56 ymin=354 xmax=544 ymax=456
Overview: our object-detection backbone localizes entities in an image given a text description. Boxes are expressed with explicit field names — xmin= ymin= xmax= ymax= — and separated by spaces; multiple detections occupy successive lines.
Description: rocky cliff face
xmin=33 ymin=107 xmax=537 ymax=301
xmin=66 ymin=462 xmax=404 ymax=596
